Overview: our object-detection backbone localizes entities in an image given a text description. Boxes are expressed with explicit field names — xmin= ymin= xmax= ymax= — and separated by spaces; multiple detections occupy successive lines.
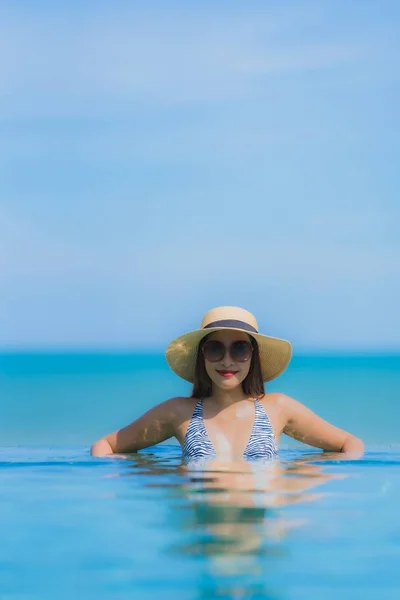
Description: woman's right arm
xmin=90 ymin=397 xmax=183 ymax=457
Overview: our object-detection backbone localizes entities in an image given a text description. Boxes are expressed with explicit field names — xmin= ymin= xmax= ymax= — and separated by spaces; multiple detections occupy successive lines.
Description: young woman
xmin=91 ymin=306 xmax=364 ymax=460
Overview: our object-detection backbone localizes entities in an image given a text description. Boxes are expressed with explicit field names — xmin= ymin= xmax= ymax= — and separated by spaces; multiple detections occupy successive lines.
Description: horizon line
xmin=1 ymin=347 xmax=400 ymax=357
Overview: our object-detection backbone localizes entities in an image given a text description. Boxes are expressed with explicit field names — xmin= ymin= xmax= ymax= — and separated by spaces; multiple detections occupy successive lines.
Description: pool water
xmin=1 ymin=445 xmax=400 ymax=599
xmin=1 ymin=351 xmax=400 ymax=598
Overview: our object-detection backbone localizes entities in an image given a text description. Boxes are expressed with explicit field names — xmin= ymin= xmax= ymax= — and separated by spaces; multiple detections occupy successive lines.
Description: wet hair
xmin=191 ymin=334 xmax=265 ymax=399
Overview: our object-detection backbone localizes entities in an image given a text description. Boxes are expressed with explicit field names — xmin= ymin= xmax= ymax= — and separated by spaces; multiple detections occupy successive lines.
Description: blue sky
xmin=1 ymin=0 xmax=399 ymax=350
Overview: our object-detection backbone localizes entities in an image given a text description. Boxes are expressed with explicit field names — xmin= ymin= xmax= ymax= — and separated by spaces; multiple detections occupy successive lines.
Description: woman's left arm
xmin=280 ymin=394 xmax=364 ymax=458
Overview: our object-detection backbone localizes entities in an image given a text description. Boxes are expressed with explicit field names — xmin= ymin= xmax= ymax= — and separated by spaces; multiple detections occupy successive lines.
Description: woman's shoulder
xmin=157 ymin=396 xmax=198 ymax=420
xmin=258 ymin=392 xmax=292 ymax=414
xmin=259 ymin=392 xmax=287 ymax=405
xmin=164 ymin=395 xmax=198 ymax=407
xmin=259 ymin=392 xmax=308 ymax=420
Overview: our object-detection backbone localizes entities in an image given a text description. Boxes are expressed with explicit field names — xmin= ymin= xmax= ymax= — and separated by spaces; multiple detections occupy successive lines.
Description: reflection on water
xmin=109 ymin=450 xmax=347 ymax=600
xmin=2 ymin=447 xmax=398 ymax=599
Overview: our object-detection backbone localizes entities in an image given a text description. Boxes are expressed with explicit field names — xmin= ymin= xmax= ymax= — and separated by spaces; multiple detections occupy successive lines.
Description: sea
xmin=1 ymin=351 xmax=400 ymax=599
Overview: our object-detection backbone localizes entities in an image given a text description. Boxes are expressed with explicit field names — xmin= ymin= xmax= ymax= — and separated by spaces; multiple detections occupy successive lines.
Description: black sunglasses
xmin=202 ymin=340 xmax=253 ymax=363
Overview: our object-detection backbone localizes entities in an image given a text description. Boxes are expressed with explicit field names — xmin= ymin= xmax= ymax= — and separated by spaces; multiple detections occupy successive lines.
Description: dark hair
xmin=191 ymin=334 xmax=265 ymax=399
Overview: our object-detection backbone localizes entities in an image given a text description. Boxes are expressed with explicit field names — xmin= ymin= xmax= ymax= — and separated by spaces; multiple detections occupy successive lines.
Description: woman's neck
xmin=209 ymin=386 xmax=250 ymax=407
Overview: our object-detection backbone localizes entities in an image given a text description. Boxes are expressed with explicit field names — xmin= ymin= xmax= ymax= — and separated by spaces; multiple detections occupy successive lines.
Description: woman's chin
xmin=212 ymin=376 xmax=243 ymax=390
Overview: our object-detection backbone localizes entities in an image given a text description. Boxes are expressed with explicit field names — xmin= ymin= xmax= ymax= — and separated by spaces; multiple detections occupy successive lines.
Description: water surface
xmin=1 ymin=352 xmax=400 ymax=598
xmin=1 ymin=445 xmax=400 ymax=599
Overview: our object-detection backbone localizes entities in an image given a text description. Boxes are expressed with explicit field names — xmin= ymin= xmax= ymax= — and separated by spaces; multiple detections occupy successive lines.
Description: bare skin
xmin=91 ymin=330 xmax=364 ymax=459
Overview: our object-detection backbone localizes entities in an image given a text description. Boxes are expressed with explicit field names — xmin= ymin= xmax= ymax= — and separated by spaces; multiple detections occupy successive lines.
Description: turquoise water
xmin=1 ymin=352 xmax=399 ymax=446
xmin=1 ymin=352 xmax=400 ymax=598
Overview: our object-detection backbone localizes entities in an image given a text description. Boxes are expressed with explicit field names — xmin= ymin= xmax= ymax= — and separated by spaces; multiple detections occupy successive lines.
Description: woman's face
xmin=203 ymin=330 xmax=252 ymax=391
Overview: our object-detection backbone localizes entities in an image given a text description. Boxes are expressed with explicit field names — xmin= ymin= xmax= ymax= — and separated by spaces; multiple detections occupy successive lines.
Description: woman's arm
xmin=280 ymin=394 xmax=364 ymax=458
xmin=90 ymin=397 xmax=183 ymax=457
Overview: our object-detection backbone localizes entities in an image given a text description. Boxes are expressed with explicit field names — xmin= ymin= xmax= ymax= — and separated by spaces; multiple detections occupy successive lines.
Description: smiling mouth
xmin=216 ymin=370 xmax=238 ymax=378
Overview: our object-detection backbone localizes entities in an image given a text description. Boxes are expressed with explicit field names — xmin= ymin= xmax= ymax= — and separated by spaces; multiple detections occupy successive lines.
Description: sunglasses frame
xmin=201 ymin=339 xmax=253 ymax=363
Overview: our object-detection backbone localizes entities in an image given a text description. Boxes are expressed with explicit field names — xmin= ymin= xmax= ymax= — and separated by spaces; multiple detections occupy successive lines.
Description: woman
xmin=91 ymin=306 xmax=364 ymax=460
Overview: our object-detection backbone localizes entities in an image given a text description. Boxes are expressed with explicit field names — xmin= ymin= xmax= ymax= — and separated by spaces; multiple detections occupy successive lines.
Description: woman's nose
xmin=221 ymin=347 xmax=234 ymax=366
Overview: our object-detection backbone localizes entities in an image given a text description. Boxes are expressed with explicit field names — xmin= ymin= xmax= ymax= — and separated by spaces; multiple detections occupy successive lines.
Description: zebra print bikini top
xmin=183 ymin=398 xmax=278 ymax=463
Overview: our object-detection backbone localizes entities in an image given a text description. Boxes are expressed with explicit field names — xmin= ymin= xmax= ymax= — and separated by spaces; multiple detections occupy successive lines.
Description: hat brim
xmin=165 ymin=327 xmax=292 ymax=383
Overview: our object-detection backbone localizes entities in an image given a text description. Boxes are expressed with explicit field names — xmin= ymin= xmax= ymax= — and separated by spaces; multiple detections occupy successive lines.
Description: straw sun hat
xmin=165 ymin=306 xmax=292 ymax=383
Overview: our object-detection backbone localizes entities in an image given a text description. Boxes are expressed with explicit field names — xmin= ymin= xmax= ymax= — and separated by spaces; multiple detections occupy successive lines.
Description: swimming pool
xmin=2 ymin=445 xmax=399 ymax=599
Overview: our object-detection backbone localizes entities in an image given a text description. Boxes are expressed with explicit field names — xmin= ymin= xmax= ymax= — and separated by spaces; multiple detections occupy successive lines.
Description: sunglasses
xmin=202 ymin=340 xmax=253 ymax=363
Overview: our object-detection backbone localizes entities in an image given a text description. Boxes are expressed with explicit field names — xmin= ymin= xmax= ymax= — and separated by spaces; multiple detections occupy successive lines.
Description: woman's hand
xmin=339 ymin=434 xmax=365 ymax=457
xmin=91 ymin=438 xmax=114 ymax=457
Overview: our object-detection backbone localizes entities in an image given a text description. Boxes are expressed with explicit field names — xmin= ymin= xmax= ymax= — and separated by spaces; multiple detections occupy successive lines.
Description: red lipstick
xmin=216 ymin=370 xmax=238 ymax=378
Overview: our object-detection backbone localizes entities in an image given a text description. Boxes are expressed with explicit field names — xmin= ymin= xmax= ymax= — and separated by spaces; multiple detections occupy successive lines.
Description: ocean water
xmin=1 ymin=352 xmax=400 ymax=599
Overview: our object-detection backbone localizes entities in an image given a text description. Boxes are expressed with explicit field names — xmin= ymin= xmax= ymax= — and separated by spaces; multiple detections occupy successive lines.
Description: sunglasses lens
xmin=203 ymin=340 xmax=225 ymax=362
xmin=203 ymin=340 xmax=253 ymax=363
xmin=231 ymin=341 xmax=253 ymax=362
